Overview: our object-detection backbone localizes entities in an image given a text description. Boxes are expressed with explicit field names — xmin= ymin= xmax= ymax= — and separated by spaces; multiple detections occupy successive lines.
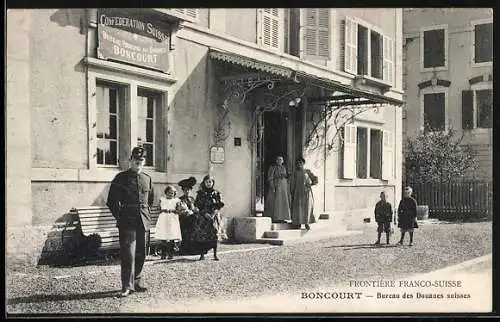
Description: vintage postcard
xmin=6 ymin=7 xmax=493 ymax=315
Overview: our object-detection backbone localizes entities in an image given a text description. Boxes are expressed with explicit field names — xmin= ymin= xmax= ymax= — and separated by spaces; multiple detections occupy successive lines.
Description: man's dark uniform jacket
xmin=106 ymin=169 xmax=155 ymax=231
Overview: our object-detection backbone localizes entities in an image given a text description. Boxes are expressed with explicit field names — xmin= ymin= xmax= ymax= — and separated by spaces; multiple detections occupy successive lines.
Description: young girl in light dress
xmin=156 ymin=185 xmax=182 ymax=259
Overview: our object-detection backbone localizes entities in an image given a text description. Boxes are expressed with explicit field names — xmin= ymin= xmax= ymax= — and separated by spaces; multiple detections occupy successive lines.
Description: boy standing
xmin=374 ymin=191 xmax=393 ymax=245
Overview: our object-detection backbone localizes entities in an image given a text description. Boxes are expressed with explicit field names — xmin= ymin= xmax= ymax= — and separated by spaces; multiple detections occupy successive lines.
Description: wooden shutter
xmin=383 ymin=35 xmax=393 ymax=83
xmin=301 ymin=9 xmax=330 ymax=60
xmin=343 ymin=17 xmax=357 ymax=74
xmin=462 ymin=90 xmax=474 ymax=129
xmin=174 ymin=9 xmax=199 ymax=21
xmin=342 ymin=124 xmax=356 ymax=179
xmin=382 ymin=130 xmax=394 ymax=180
xmin=260 ymin=9 xmax=281 ymax=50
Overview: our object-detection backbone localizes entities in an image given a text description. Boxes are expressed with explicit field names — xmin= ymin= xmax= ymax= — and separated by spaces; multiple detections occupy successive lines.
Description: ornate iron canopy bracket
xmin=214 ymin=73 xmax=283 ymax=144
xmin=305 ymin=100 xmax=386 ymax=153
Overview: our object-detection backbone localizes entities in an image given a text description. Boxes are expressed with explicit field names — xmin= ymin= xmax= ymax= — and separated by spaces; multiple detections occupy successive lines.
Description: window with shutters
xmin=472 ymin=19 xmax=493 ymax=66
xmin=341 ymin=123 xmax=389 ymax=180
xmin=258 ymin=9 xmax=282 ymax=51
xmin=420 ymin=87 xmax=447 ymax=133
xmin=172 ymin=9 xmax=199 ymax=23
xmin=343 ymin=17 xmax=393 ymax=83
xmin=301 ymin=8 xmax=331 ymax=62
xmin=462 ymin=86 xmax=493 ymax=130
xmin=420 ymin=25 xmax=448 ymax=70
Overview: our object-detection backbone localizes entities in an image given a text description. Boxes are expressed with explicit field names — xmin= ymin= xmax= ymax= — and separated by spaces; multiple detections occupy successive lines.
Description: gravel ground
xmin=6 ymin=221 xmax=492 ymax=314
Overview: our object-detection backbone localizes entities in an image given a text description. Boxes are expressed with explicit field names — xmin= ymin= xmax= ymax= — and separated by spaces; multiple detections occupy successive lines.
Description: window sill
xmin=464 ymin=128 xmax=492 ymax=134
xmin=31 ymin=167 xmax=207 ymax=184
xmin=421 ymin=66 xmax=448 ymax=73
xmin=354 ymin=75 xmax=392 ymax=93
xmin=84 ymin=57 xmax=178 ymax=84
xmin=472 ymin=61 xmax=492 ymax=68
xmin=335 ymin=178 xmax=394 ymax=187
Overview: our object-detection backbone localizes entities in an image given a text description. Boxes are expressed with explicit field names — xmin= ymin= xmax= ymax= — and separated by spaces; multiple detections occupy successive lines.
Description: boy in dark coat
xmin=397 ymin=186 xmax=418 ymax=246
xmin=374 ymin=191 xmax=393 ymax=245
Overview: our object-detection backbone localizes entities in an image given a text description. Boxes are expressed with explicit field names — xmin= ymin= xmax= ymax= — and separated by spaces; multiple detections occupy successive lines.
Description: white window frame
xmin=419 ymin=86 xmax=449 ymax=133
xmin=137 ymin=89 xmax=160 ymax=169
xmin=257 ymin=8 xmax=284 ymax=52
xmin=470 ymin=82 xmax=493 ymax=132
xmin=86 ymin=59 xmax=171 ymax=171
xmin=471 ymin=18 xmax=493 ymax=68
xmin=95 ymin=82 xmax=123 ymax=168
xmin=420 ymin=24 xmax=448 ymax=72
xmin=344 ymin=16 xmax=393 ymax=84
xmin=341 ymin=120 xmax=394 ymax=185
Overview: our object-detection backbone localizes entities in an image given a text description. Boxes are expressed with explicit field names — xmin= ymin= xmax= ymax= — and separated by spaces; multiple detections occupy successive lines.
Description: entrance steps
xmin=254 ymin=214 xmax=359 ymax=246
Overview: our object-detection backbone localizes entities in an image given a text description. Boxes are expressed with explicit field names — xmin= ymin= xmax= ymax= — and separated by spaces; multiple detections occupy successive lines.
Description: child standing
xmin=397 ymin=186 xmax=419 ymax=246
xmin=156 ymin=185 xmax=182 ymax=259
xmin=374 ymin=191 xmax=393 ymax=245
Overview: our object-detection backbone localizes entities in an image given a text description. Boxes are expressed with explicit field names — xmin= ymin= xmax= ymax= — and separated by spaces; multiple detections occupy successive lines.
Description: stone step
xmin=256 ymin=230 xmax=361 ymax=246
xmin=271 ymin=223 xmax=295 ymax=230
xmin=264 ymin=229 xmax=308 ymax=239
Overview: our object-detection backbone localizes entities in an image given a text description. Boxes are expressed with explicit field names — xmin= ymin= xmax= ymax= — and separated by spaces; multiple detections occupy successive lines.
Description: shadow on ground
xmin=7 ymin=290 xmax=119 ymax=305
xmin=150 ymin=258 xmax=200 ymax=265
xmin=325 ymin=243 xmax=401 ymax=250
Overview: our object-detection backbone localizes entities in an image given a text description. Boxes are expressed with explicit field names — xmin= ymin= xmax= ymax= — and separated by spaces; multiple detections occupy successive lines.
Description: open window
xmin=343 ymin=16 xmax=394 ymax=85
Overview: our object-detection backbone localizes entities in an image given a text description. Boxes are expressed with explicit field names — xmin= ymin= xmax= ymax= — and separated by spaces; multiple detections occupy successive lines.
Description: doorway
xmin=255 ymin=109 xmax=303 ymax=214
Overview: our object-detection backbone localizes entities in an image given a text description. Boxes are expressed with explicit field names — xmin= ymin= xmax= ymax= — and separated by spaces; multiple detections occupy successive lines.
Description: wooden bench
xmin=70 ymin=206 xmax=161 ymax=251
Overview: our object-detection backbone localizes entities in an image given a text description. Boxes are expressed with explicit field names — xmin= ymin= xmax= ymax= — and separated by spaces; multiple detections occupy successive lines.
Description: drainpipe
xmin=321 ymin=88 xmax=327 ymax=212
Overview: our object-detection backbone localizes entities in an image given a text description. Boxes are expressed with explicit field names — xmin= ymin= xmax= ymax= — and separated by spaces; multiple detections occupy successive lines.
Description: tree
xmin=405 ymin=127 xmax=478 ymax=183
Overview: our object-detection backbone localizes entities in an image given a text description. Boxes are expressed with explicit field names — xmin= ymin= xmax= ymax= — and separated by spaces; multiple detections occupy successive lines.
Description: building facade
xmin=6 ymin=8 xmax=404 ymax=265
xmin=402 ymin=8 xmax=493 ymax=180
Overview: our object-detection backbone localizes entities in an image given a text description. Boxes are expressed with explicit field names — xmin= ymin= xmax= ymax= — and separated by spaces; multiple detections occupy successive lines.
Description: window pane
xmin=138 ymin=119 xmax=146 ymax=144
xmin=475 ymin=23 xmax=493 ymax=63
xmin=137 ymin=96 xmax=147 ymax=118
xmin=144 ymin=143 xmax=153 ymax=167
xmin=146 ymin=119 xmax=154 ymax=142
xmin=96 ymin=142 xmax=104 ymax=164
xmin=371 ymin=31 xmax=383 ymax=79
xmin=108 ymin=115 xmax=117 ymax=139
xmin=356 ymin=127 xmax=368 ymax=178
xmin=105 ymin=141 xmax=118 ymax=165
xmin=147 ymin=97 xmax=155 ymax=118
xmin=423 ymin=29 xmax=445 ymax=68
xmin=357 ymin=25 xmax=369 ymax=75
xmin=109 ymin=88 xmax=117 ymax=114
xmin=96 ymin=111 xmax=108 ymax=139
xmin=476 ymin=89 xmax=493 ymax=128
xmin=424 ymin=93 xmax=445 ymax=131
xmin=370 ymin=129 xmax=382 ymax=179
xmin=97 ymin=140 xmax=117 ymax=165
xmin=96 ymin=86 xmax=106 ymax=114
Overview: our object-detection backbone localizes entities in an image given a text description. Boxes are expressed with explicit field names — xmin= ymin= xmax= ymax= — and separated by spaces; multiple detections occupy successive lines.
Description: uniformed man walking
xmin=107 ymin=147 xmax=155 ymax=297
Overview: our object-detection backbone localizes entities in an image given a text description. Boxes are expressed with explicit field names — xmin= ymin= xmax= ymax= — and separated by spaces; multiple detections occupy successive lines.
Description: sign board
xmin=97 ymin=9 xmax=170 ymax=73
xmin=210 ymin=146 xmax=225 ymax=164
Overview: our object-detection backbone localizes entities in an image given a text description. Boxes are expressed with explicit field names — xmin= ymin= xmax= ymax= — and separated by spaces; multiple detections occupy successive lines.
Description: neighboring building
xmin=6 ymin=8 xmax=404 ymax=265
xmin=402 ymin=8 xmax=493 ymax=180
